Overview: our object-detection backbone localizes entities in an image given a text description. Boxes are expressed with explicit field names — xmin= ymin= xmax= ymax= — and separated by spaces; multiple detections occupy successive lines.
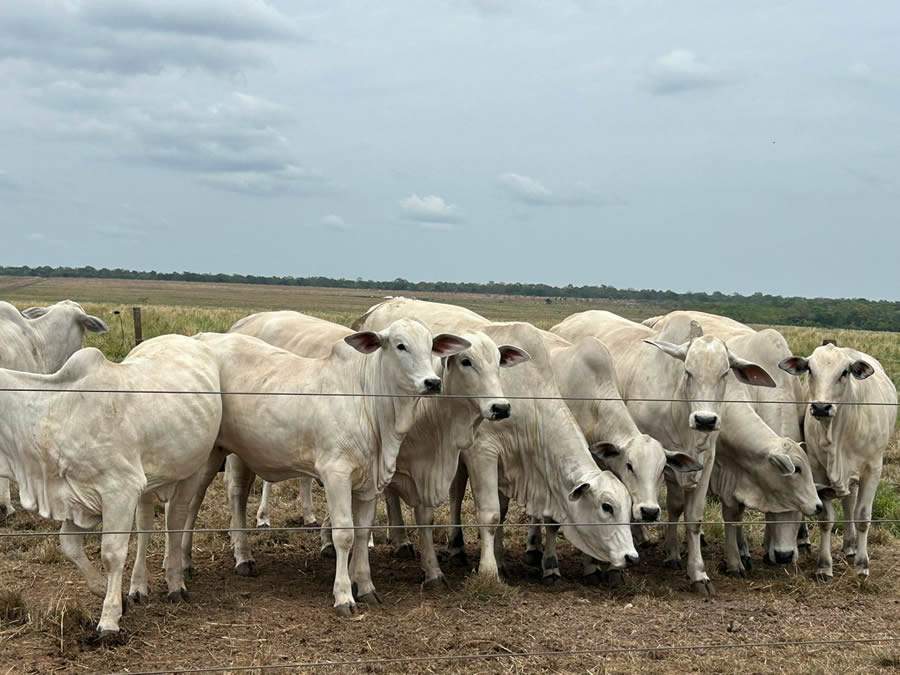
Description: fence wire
xmin=117 ymin=635 xmax=900 ymax=674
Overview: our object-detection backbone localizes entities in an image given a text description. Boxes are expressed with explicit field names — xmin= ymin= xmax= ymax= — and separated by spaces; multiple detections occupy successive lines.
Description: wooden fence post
xmin=132 ymin=307 xmax=143 ymax=345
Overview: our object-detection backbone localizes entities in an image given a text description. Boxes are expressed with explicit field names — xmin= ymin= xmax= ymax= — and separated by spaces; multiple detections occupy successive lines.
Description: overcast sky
xmin=1 ymin=1 xmax=898 ymax=299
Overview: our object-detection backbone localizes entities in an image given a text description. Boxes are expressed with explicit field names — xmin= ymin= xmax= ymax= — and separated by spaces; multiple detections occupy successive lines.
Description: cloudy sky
xmin=1 ymin=1 xmax=898 ymax=299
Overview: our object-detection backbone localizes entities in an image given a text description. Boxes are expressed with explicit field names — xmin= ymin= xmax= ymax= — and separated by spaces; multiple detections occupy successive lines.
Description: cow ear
xmin=768 ymin=452 xmax=795 ymax=476
xmin=21 ymin=306 xmax=48 ymax=319
xmin=79 ymin=314 xmax=109 ymax=334
xmin=729 ymin=353 xmax=776 ymax=388
xmin=816 ymin=484 xmax=837 ymax=501
xmin=344 ymin=331 xmax=383 ymax=354
xmin=432 ymin=333 xmax=470 ymax=357
xmin=590 ymin=442 xmax=619 ymax=461
xmin=665 ymin=450 xmax=702 ymax=473
xmin=567 ymin=482 xmax=591 ymax=502
xmin=778 ymin=356 xmax=809 ymax=376
xmin=643 ymin=339 xmax=688 ymax=362
xmin=498 ymin=345 xmax=530 ymax=368
xmin=849 ymin=360 xmax=874 ymax=380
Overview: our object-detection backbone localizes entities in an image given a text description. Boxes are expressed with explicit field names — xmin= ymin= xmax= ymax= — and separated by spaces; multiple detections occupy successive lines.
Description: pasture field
xmin=0 ymin=276 xmax=899 ymax=673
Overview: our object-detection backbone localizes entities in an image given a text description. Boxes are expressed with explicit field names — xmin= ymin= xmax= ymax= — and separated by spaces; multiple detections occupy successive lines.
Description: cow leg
xmin=255 ymin=481 xmax=273 ymax=528
xmin=320 ymin=513 xmax=335 ymax=557
xmin=349 ymin=494 xmax=379 ymax=605
xmin=225 ymin=454 xmax=258 ymax=577
xmin=385 ymin=491 xmax=413 ymax=558
xmin=97 ymin=493 xmax=139 ymax=635
xmin=179 ymin=447 xmax=226 ymax=579
xmin=683 ymin=474 xmax=713 ymax=597
xmin=444 ymin=461 xmax=469 ymax=564
xmin=465 ymin=453 xmax=502 ymax=579
xmin=815 ymin=499 xmax=836 ymax=581
xmin=320 ymin=470 xmax=357 ymax=616
xmin=736 ymin=521 xmax=752 ymax=570
xmin=0 ymin=478 xmax=14 ymax=516
xmin=524 ymin=516 xmax=543 ymax=567
xmin=841 ymin=485 xmax=858 ymax=557
xmin=663 ymin=481 xmax=685 ymax=569
xmin=59 ymin=519 xmax=105 ymax=598
xmin=128 ymin=492 xmax=156 ymax=602
xmin=541 ymin=521 xmax=561 ymax=584
xmin=416 ymin=504 xmax=446 ymax=589
xmin=852 ymin=466 xmax=881 ymax=578
xmin=298 ymin=476 xmax=319 ymax=526
xmin=721 ymin=502 xmax=746 ymax=577
xmin=493 ymin=492 xmax=510 ymax=577
xmin=797 ymin=519 xmax=811 ymax=553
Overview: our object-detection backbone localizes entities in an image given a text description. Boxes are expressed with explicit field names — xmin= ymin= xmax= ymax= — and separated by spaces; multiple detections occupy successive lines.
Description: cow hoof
xmin=740 ymin=556 xmax=752 ymax=571
xmin=97 ymin=629 xmax=125 ymax=645
xmin=256 ymin=521 xmax=270 ymax=529
xmin=843 ymin=547 xmax=856 ymax=558
xmin=127 ymin=590 xmax=149 ymax=605
xmin=357 ymin=591 xmax=382 ymax=606
xmin=393 ymin=543 xmax=416 ymax=560
xmin=335 ymin=602 xmax=358 ymax=618
xmin=320 ymin=545 xmax=336 ymax=560
xmin=663 ymin=559 xmax=682 ymax=570
xmin=814 ymin=571 xmax=833 ymax=583
xmin=305 ymin=521 xmax=321 ymax=529
xmin=524 ymin=549 xmax=543 ymax=568
xmin=691 ymin=580 xmax=714 ymax=599
xmin=235 ymin=560 xmax=258 ymax=577
xmin=542 ymin=573 xmax=561 ymax=586
xmin=165 ymin=589 xmax=189 ymax=603
xmin=423 ymin=575 xmax=450 ymax=592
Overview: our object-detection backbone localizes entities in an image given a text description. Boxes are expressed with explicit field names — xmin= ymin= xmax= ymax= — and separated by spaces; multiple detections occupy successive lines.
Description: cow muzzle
xmin=772 ymin=549 xmax=795 ymax=565
xmin=638 ymin=506 xmax=661 ymax=523
xmin=810 ymin=402 xmax=835 ymax=419
xmin=689 ymin=411 xmax=719 ymax=432
xmin=421 ymin=377 xmax=442 ymax=394
xmin=489 ymin=402 xmax=511 ymax=421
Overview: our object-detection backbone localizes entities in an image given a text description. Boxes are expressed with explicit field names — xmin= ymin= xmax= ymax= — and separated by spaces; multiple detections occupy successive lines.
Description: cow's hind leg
xmin=97 ymin=493 xmax=139 ymax=636
xmin=256 ymin=481 xmax=273 ymax=528
xmin=524 ymin=516 xmax=543 ymax=567
xmin=128 ymin=493 xmax=156 ymax=602
xmin=59 ymin=520 xmax=105 ymax=598
xmin=443 ymin=461 xmax=469 ymax=565
xmin=225 ymin=454 xmax=259 ymax=577
xmin=663 ymin=482 xmax=685 ymax=569
xmin=0 ymin=478 xmax=14 ymax=517
xmin=841 ymin=485 xmax=859 ymax=558
xmin=385 ymin=491 xmax=414 ymax=558
xmin=179 ymin=447 xmax=226 ymax=579
xmin=298 ymin=476 xmax=319 ymax=526
xmin=540 ymin=521 xmax=561 ymax=585
xmin=349 ymin=494 xmax=379 ymax=605
xmin=721 ymin=502 xmax=746 ymax=577
xmin=416 ymin=504 xmax=447 ymax=590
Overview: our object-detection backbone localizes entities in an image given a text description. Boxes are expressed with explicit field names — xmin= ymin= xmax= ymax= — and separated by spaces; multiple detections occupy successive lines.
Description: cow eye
xmin=601 ymin=502 xmax=614 ymax=516
xmin=396 ymin=343 xmax=406 ymax=351
xmin=626 ymin=462 xmax=635 ymax=473
xmin=461 ymin=358 xmax=472 ymax=367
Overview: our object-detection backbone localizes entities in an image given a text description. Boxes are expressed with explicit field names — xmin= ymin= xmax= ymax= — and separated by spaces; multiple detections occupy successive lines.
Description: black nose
xmin=640 ymin=506 xmax=660 ymax=523
xmin=810 ymin=402 xmax=833 ymax=418
xmin=815 ymin=503 xmax=823 ymax=515
xmin=774 ymin=549 xmax=794 ymax=565
xmin=490 ymin=403 xmax=511 ymax=420
xmin=424 ymin=378 xmax=442 ymax=393
xmin=694 ymin=414 xmax=718 ymax=431
xmin=625 ymin=553 xmax=639 ymax=567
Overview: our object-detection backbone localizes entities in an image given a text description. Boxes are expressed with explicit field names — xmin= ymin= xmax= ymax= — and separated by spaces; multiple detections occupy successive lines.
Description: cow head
xmin=591 ymin=435 xmax=700 ymax=523
xmin=21 ymin=300 xmax=109 ymax=372
xmin=344 ymin=318 xmax=470 ymax=395
xmin=442 ymin=332 xmax=529 ymax=421
xmin=764 ymin=511 xmax=804 ymax=565
xmin=779 ymin=344 xmax=875 ymax=422
xmin=757 ymin=439 xmax=823 ymax=517
xmin=562 ymin=470 xmax=638 ymax=569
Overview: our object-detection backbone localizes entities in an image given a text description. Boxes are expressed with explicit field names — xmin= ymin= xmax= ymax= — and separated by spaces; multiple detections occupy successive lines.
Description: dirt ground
xmin=1 ymin=478 xmax=899 ymax=675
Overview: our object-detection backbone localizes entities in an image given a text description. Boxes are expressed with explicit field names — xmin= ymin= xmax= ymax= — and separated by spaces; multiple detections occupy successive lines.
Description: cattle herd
xmin=0 ymin=297 xmax=896 ymax=638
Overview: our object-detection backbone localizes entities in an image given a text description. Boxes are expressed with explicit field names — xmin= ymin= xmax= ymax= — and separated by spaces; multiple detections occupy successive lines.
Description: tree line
xmin=2 ymin=265 xmax=897 ymax=332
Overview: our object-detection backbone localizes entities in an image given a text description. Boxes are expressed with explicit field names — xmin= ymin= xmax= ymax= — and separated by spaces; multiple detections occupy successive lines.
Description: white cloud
xmin=498 ymin=172 xmax=554 ymax=204
xmin=321 ymin=214 xmax=350 ymax=230
xmin=399 ymin=194 xmax=461 ymax=226
xmin=647 ymin=49 xmax=731 ymax=95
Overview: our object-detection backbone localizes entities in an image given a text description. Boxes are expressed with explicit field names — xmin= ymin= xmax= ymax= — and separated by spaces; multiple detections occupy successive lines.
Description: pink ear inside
xmin=344 ymin=331 xmax=382 ymax=354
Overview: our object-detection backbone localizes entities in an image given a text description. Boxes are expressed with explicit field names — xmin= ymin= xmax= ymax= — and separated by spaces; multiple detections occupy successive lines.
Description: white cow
xmin=0 ymin=300 xmax=108 ymax=515
xmin=643 ymin=310 xmax=815 ymax=566
xmin=184 ymin=317 xmax=470 ymax=615
xmin=780 ymin=344 xmax=897 ymax=579
xmin=225 ymin=310 xmax=529 ymax=588
xmin=0 ymin=335 xmax=222 ymax=635
xmin=552 ymin=310 xmax=778 ymax=596
xmin=354 ymin=298 xmax=639 ymax=579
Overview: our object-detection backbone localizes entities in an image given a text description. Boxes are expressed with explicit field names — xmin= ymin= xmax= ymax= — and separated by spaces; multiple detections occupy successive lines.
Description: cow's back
xmin=354 ymin=297 xmax=490 ymax=333
xmin=231 ymin=310 xmax=353 ymax=359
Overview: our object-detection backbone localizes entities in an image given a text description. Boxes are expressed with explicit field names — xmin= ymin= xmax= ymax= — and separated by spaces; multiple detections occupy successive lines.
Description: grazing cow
xmin=643 ymin=310 xmax=815 ymax=565
xmin=552 ymin=310 xmax=777 ymax=596
xmin=780 ymin=345 xmax=897 ymax=579
xmin=0 ymin=300 xmax=108 ymax=516
xmin=184 ymin=318 xmax=470 ymax=615
xmin=225 ymin=310 xmax=529 ymax=588
xmin=354 ymin=298 xmax=639 ymax=580
xmin=0 ymin=336 xmax=222 ymax=635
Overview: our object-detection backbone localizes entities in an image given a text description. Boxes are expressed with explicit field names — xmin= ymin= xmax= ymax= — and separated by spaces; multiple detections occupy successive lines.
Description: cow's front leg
xmin=349 ymin=494 xmax=379 ymax=605
xmin=663 ymin=481 xmax=685 ymax=569
xmin=444 ymin=461 xmax=469 ymax=565
xmin=320 ymin=469 xmax=356 ymax=616
xmin=852 ymin=466 xmax=882 ymax=578
xmin=721 ymin=502 xmax=746 ymax=577
xmin=128 ymin=492 xmax=156 ymax=602
xmin=815 ymin=499 xmax=836 ymax=581
xmin=385 ymin=491 xmax=413 ymax=558
xmin=298 ymin=476 xmax=319 ymax=526
xmin=540 ymin=521 xmax=561 ymax=584
xmin=841 ymin=485 xmax=859 ymax=558
xmin=463 ymin=452 xmax=501 ymax=580
xmin=255 ymin=481 xmax=273 ymax=528
xmin=736 ymin=521 xmax=752 ymax=570
xmin=97 ymin=493 xmax=139 ymax=636
xmin=524 ymin=516 xmax=543 ymax=567
xmin=225 ymin=454 xmax=259 ymax=577
xmin=415 ymin=504 xmax=447 ymax=590
xmin=683 ymin=479 xmax=713 ymax=597
xmin=59 ymin=519 xmax=105 ymax=598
